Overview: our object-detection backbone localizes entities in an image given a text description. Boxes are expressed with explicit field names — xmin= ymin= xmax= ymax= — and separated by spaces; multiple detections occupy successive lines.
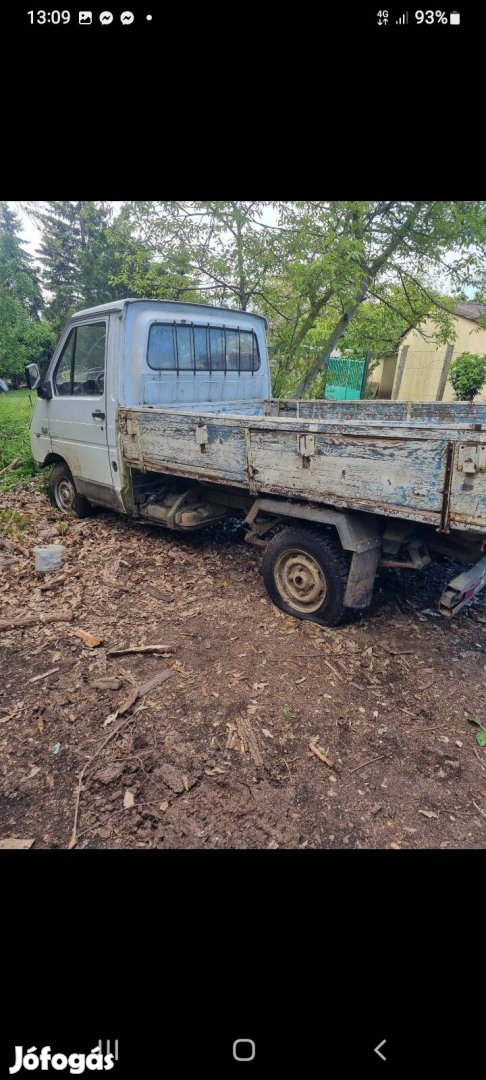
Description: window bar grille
xmin=223 ymin=327 xmax=227 ymax=375
xmin=207 ymin=325 xmax=211 ymax=373
xmin=190 ymin=323 xmax=196 ymax=373
xmin=70 ymin=327 xmax=77 ymax=395
xmin=173 ymin=323 xmax=179 ymax=374
xmin=238 ymin=329 xmax=241 ymax=374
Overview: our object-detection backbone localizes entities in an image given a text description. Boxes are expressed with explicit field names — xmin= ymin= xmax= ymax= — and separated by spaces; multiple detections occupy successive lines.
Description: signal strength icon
xmin=396 ymin=11 xmax=409 ymax=23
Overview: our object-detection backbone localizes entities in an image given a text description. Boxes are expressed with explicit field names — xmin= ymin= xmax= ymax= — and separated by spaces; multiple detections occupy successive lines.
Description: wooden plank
xmin=122 ymin=410 xmax=248 ymax=483
xmin=249 ymin=429 xmax=449 ymax=514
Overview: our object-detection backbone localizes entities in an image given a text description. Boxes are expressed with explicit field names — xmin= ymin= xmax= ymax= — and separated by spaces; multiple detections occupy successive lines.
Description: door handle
xmin=92 ymin=410 xmax=106 ymax=420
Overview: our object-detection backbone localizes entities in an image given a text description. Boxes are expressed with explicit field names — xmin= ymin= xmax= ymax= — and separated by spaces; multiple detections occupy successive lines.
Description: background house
xmin=365 ymin=352 xmax=398 ymax=398
xmin=391 ymin=303 xmax=486 ymax=403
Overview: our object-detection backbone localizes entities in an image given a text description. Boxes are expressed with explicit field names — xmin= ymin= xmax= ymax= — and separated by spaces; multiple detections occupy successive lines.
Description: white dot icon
xmin=146 ymin=13 xmax=152 ymax=19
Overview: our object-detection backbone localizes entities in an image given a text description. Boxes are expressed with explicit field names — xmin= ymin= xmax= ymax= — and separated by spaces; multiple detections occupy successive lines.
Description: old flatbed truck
xmin=26 ymin=298 xmax=486 ymax=626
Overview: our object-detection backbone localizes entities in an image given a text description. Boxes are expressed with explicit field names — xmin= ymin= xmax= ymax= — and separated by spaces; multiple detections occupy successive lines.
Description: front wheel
xmin=48 ymin=463 xmax=92 ymax=518
xmin=262 ymin=526 xmax=349 ymax=627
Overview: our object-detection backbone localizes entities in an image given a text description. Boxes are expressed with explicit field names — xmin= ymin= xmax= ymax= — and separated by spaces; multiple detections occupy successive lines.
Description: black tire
xmin=262 ymin=526 xmax=349 ymax=627
xmin=48 ymin=463 xmax=92 ymax=518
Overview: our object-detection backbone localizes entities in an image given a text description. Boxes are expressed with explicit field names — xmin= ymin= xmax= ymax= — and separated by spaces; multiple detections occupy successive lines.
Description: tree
xmin=0 ymin=204 xmax=53 ymax=385
xmin=268 ymin=201 xmax=486 ymax=395
xmin=107 ymin=203 xmax=200 ymax=301
xmin=448 ymin=352 xmax=486 ymax=402
xmin=108 ymin=201 xmax=277 ymax=308
xmin=0 ymin=202 xmax=43 ymax=318
xmin=115 ymin=202 xmax=486 ymax=398
xmin=27 ymin=202 xmax=125 ymax=331
xmin=33 ymin=201 xmax=80 ymax=330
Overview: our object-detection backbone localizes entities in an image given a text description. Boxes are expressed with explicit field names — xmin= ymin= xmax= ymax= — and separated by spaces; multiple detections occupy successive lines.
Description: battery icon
xmin=450 ymin=11 xmax=460 ymax=23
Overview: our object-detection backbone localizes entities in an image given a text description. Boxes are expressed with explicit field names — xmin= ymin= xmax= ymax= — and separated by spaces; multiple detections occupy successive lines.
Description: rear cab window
xmin=147 ymin=323 xmax=260 ymax=373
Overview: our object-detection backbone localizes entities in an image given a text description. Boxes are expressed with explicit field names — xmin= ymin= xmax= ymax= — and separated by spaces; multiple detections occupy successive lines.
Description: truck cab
xmin=28 ymin=298 xmax=270 ymax=513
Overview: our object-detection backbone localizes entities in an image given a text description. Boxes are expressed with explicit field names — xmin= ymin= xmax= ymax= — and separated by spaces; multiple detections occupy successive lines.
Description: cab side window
xmin=54 ymin=330 xmax=75 ymax=395
xmin=54 ymin=322 xmax=106 ymax=396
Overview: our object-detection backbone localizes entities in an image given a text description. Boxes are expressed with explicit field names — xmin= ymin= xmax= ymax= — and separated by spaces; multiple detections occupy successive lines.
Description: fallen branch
xmin=28 ymin=667 xmax=60 ymax=684
xmin=473 ymin=748 xmax=486 ymax=773
xmin=107 ymin=645 xmax=174 ymax=657
xmin=0 ymin=611 xmax=74 ymax=632
xmin=309 ymin=741 xmax=336 ymax=770
xmin=0 ymin=456 xmax=21 ymax=477
xmin=68 ymin=707 xmax=143 ymax=850
xmin=472 ymin=801 xmax=486 ymax=820
xmin=323 ymin=659 xmax=344 ymax=682
xmin=39 ymin=573 xmax=68 ymax=592
xmin=118 ymin=667 xmax=174 ymax=716
xmin=349 ymin=754 xmax=386 ymax=774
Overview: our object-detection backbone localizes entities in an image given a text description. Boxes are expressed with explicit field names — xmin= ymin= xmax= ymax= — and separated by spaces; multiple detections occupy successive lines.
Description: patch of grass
xmin=0 ymin=389 xmax=37 ymax=491
xmin=0 ymin=508 xmax=31 ymax=537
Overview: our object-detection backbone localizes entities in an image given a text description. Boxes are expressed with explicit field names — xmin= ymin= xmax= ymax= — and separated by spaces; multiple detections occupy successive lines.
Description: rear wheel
xmin=48 ymin=463 xmax=92 ymax=518
xmin=262 ymin=526 xmax=349 ymax=627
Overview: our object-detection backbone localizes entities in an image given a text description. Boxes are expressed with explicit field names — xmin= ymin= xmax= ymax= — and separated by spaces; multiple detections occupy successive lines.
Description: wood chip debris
xmin=309 ymin=738 xmax=336 ymax=771
xmin=28 ymin=667 xmax=60 ymax=684
xmin=145 ymin=585 xmax=174 ymax=603
xmin=235 ymin=716 xmax=263 ymax=766
xmin=91 ymin=677 xmax=122 ymax=691
xmin=72 ymin=628 xmax=103 ymax=648
xmin=39 ymin=573 xmax=68 ymax=592
xmin=418 ymin=810 xmax=439 ymax=819
xmin=107 ymin=644 xmax=174 ymax=657
xmin=0 ymin=838 xmax=35 ymax=849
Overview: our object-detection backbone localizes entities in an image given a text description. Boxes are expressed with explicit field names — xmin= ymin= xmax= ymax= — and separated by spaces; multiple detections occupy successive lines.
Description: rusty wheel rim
xmin=56 ymin=478 xmax=75 ymax=511
xmin=274 ymin=548 xmax=327 ymax=613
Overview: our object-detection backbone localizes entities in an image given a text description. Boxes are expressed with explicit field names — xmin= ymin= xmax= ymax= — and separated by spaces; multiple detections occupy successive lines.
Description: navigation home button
xmin=233 ymin=1039 xmax=256 ymax=1062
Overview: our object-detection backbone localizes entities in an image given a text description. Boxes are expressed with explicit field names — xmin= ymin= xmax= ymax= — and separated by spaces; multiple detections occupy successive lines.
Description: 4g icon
xmin=377 ymin=9 xmax=389 ymax=24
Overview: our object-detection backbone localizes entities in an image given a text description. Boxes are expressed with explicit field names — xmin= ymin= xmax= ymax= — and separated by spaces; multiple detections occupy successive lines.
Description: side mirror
xmin=25 ymin=364 xmax=52 ymax=399
xmin=25 ymin=363 xmax=41 ymax=390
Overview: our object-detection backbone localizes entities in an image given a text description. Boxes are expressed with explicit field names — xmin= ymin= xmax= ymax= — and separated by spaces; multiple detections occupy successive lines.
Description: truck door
xmin=47 ymin=319 xmax=114 ymax=500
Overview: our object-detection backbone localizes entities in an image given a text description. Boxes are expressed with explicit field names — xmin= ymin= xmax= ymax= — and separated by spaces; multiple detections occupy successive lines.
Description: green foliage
xmin=0 ymin=389 xmax=37 ymax=489
xmin=6 ymin=200 xmax=486 ymax=401
xmin=469 ymin=717 xmax=486 ymax=747
xmin=0 ymin=508 xmax=30 ymax=536
xmin=0 ymin=204 xmax=54 ymax=385
xmin=448 ymin=352 xmax=486 ymax=402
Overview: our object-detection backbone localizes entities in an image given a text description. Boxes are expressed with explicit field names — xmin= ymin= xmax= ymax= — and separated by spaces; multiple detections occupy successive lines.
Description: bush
xmin=448 ymin=352 xmax=486 ymax=402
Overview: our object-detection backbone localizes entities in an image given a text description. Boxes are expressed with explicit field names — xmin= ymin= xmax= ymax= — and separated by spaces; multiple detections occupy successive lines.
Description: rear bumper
xmin=439 ymin=555 xmax=486 ymax=616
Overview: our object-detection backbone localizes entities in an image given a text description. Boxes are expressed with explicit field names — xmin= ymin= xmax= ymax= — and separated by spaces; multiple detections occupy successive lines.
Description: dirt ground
xmin=1 ymin=479 xmax=485 ymax=849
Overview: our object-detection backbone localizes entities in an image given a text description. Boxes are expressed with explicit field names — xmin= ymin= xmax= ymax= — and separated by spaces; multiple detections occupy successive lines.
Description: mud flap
xmin=439 ymin=556 xmax=486 ymax=617
xmin=344 ymin=546 xmax=382 ymax=609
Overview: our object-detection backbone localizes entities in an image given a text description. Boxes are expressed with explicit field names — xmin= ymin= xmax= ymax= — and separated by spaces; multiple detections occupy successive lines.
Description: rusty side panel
xmin=118 ymin=406 xmax=486 ymax=535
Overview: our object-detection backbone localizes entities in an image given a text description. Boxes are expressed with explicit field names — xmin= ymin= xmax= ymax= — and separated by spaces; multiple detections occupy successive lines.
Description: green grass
xmin=0 ymin=389 xmax=38 ymax=491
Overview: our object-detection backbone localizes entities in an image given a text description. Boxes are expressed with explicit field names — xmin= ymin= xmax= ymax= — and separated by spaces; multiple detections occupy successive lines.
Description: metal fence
xmin=323 ymin=357 xmax=368 ymax=400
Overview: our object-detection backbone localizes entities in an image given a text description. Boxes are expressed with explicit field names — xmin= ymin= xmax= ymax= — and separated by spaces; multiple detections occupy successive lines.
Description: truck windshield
xmin=147 ymin=323 xmax=260 ymax=374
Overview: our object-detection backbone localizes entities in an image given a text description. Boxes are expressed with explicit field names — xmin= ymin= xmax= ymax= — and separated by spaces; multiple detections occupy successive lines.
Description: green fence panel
xmin=323 ymin=358 xmax=367 ymax=400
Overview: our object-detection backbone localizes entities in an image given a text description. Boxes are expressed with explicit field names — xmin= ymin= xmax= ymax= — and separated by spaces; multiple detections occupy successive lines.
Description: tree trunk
xmin=286 ymin=288 xmax=334 ymax=366
xmin=294 ymin=285 xmax=368 ymax=395
xmin=235 ymin=218 xmax=247 ymax=310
